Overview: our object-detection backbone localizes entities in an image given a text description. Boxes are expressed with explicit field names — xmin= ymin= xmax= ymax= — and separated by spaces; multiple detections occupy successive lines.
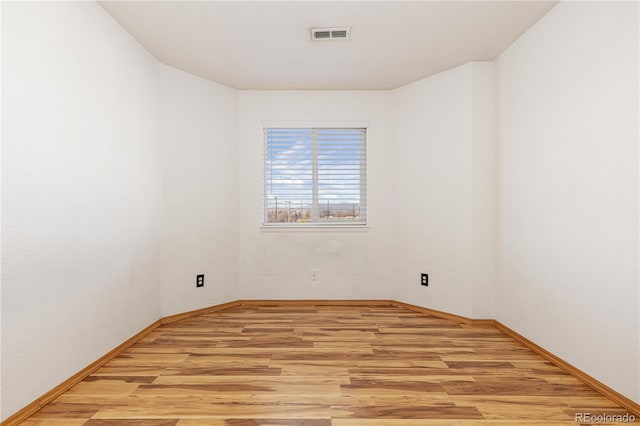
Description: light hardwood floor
xmin=20 ymin=304 xmax=634 ymax=425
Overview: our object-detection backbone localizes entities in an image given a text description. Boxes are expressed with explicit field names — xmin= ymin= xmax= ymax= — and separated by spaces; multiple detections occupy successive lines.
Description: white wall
xmin=236 ymin=91 xmax=393 ymax=300
xmin=158 ymin=65 xmax=238 ymax=316
xmin=390 ymin=63 xmax=495 ymax=318
xmin=495 ymin=1 xmax=639 ymax=403
xmin=1 ymin=2 xmax=162 ymax=419
xmin=471 ymin=62 xmax=496 ymax=319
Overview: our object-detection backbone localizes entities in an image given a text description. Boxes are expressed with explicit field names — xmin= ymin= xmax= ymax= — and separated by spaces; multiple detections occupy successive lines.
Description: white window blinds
xmin=264 ymin=127 xmax=367 ymax=225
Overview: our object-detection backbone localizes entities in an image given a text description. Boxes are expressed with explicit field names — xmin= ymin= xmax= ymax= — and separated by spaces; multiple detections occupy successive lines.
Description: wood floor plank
xmin=332 ymin=420 xmax=576 ymax=426
xmin=330 ymin=404 xmax=484 ymax=419
xmin=17 ymin=304 xmax=635 ymax=424
xmin=132 ymin=383 xmax=342 ymax=396
xmin=55 ymin=394 xmax=345 ymax=406
xmin=151 ymin=375 xmax=351 ymax=385
xmin=90 ymin=403 xmax=332 ymax=419
xmin=84 ymin=421 xmax=179 ymax=426
xmin=29 ymin=402 xmax=102 ymax=419
xmin=175 ymin=420 xmax=331 ymax=426
xmin=61 ymin=380 xmax=140 ymax=396
xmin=19 ymin=419 xmax=88 ymax=426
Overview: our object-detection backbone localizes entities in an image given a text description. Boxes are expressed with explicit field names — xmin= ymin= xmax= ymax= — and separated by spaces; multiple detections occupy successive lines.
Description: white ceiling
xmin=100 ymin=1 xmax=558 ymax=90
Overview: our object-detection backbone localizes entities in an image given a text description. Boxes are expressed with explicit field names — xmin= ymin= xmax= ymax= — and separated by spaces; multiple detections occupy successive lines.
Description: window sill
xmin=260 ymin=224 xmax=369 ymax=233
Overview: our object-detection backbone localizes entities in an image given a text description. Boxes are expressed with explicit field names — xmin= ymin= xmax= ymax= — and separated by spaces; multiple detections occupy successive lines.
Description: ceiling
xmin=100 ymin=1 xmax=558 ymax=90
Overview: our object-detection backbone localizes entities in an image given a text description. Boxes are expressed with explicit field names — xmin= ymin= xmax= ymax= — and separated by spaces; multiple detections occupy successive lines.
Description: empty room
xmin=1 ymin=0 xmax=638 ymax=424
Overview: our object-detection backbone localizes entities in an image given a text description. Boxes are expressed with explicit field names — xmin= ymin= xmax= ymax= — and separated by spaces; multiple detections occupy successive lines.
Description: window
xmin=264 ymin=127 xmax=366 ymax=225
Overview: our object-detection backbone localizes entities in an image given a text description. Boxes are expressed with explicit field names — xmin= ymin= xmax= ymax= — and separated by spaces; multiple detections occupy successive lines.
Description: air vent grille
xmin=314 ymin=31 xmax=331 ymax=39
xmin=311 ymin=27 xmax=351 ymax=41
xmin=331 ymin=30 xmax=347 ymax=38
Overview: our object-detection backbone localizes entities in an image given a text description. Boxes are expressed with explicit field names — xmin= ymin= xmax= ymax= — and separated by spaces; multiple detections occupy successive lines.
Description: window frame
xmin=262 ymin=121 xmax=368 ymax=229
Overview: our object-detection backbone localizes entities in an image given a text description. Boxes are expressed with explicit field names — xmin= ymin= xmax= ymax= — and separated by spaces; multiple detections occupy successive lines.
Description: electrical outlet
xmin=196 ymin=274 xmax=204 ymax=288
xmin=311 ymin=270 xmax=319 ymax=282
xmin=421 ymin=273 xmax=428 ymax=286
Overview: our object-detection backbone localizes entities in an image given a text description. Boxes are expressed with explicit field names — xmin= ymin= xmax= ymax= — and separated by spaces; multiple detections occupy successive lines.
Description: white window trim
xmin=260 ymin=225 xmax=370 ymax=233
xmin=262 ymin=120 xmax=369 ymax=129
xmin=262 ymin=121 xmax=369 ymax=230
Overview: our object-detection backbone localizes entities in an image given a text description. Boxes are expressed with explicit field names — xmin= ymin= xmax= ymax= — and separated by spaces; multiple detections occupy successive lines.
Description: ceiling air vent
xmin=310 ymin=27 xmax=351 ymax=41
